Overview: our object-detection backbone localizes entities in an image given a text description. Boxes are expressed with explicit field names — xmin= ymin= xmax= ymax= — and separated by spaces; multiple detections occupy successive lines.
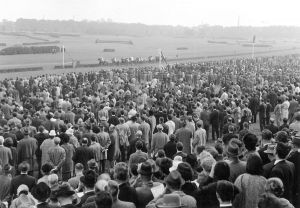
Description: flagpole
xmin=62 ymin=45 xmax=65 ymax=69
xmin=158 ymin=48 xmax=161 ymax=69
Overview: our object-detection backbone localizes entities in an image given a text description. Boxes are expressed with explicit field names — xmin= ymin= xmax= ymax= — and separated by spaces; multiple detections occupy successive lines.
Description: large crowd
xmin=0 ymin=54 xmax=300 ymax=208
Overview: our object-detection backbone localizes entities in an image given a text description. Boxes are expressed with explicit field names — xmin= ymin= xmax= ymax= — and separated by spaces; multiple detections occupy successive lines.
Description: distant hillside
xmin=1 ymin=18 xmax=300 ymax=40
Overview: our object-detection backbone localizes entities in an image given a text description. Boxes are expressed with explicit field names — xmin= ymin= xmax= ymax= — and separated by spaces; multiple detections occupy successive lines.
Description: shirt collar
xmin=274 ymin=159 xmax=284 ymax=165
xmin=220 ymin=203 xmax=232 ymax=207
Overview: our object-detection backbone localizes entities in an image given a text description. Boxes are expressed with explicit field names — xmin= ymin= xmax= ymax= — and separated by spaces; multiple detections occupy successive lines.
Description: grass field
xmin=0 ymin=33 xmax=300 ymax=79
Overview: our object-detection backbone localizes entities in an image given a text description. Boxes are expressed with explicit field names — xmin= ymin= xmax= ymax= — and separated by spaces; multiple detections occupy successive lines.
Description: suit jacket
xmin=0 ymin=145 xmax=12 ymax=166
xmin=17 ymin=136 xmax=38 ymax=171
xmin=263 ymin=160 xmax=295 ymax=201
xmin=287 ymin=150 xmax=300 ymax=206
xmin=193 ymin=182 xmax=219 ymax=208
xmin=77 ymin=191 xmax=95 ymax=208
xmin=72 ymin=146 xmax=94 ymax=170
xmin=0 ymin=175 xmax=11 ymax=201
xmin=65 ymin=111 xmax=75 ymax=125
xmin=210 ymin=110 xmax=219 ymax=127
xmin=10 ymin=174 xmax=36 ymax=198
xmin=118 ymin=182 xmax=138 ymax=205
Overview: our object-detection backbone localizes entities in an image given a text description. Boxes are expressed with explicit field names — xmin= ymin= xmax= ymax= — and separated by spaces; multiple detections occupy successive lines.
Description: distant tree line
xmin=0 ymin=19 xmax=300 ymax=39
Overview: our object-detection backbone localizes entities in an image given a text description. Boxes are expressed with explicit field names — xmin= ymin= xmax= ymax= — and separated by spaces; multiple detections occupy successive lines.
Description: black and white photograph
xmin=0 ymin=0 xmax=300 ymax=208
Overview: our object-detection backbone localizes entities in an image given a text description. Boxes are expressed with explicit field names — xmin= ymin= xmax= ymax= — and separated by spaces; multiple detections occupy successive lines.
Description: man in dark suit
xmin=164 ymin=134 xmax=177 ymax=159
xmin=249 ymin=93 xmax=259 ymax=123
xmin=128 ymin=140 xmax=148 ymax=168
xmin=72 ymin=138 xmax=94 ymax=170
xmin=172 ymin=142 xmax=187 ymax=161
xmin=108 ymin=111 xmax=119 ymax=126
xmin=113 ymin=162 xmax=138 ymax=205
xmin=10 ymin=161 xmax=36 ymax=199
xmin=259 ymin=100 xmax=267 ymax=131
xmin=77 ymin=170 xmax=98 ymax=207
xmin=263 ymin=142 xmax=295 ymax=201
xmin=210 ymin=105 xmax=219 ymax=141
xmin=287 ymin=135 xmax=300 ymax=207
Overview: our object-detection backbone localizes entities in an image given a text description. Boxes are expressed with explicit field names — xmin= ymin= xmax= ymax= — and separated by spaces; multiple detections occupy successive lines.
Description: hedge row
xmin=0 ymin=46 xmax=60 ymax=55
xmin=0 ymin=67 xmax=43 ymax=74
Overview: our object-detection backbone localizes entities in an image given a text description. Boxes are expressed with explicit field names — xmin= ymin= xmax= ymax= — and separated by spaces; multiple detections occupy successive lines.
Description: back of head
xmin=246 ymin=154 xmax=263 ymax=175
xmin=276 ymin=142 xmax=291 ymax=159
xmin=75 ymin=163 xmax=84 ymax=172
xmin=95 ymin=191 xmax=113 ymax=208
xmin=216 ymin=180 xmax=239 ymax=202
xmin=177 ymin=162 xmax=193 ymax=181
xmin=243 ymin=133 xmax=258 ymax=151
xmin=95 ymin=179 xmax=109 ymax=193
xmin=176 ymin=142 xmax=183 ymax=151
xmin=108 ymin=180 xmax=119 ymax=198
xmin=48 ymin=174 xmax=59 ymax=188
xmin=114 ymin=162 xmax=128 ymax=182
xmin=18 ymin=161 xmax=30 ymax=173
xmin=265 ymin=177 xmax=284 ymax=197
xmin=135 ymin=140 xmax=143 ymax=150
xmin=53 ymin=137 xmax=61 ymax=145
xmin=213 ymin=161 xmax=230 ymax=181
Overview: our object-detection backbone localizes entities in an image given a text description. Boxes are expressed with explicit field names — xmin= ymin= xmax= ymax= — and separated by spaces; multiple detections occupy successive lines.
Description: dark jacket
xmin=136 ymin=182 xmax=162 ymax=208
xmin=193 ymin=182 xmax=219 ymax=208
xmin=263 ymin=160 xmax=295 ymax=201
xmin=210 ymin=109 xmax=219 ymax=127
xmin=10 ymin=174 xmax=36 ymax=198
xmin=77 ymin=191 xmax=95 ymax=208
xmin=72 ymin=146 xmax=94 ymax=170
xmin=287 ymin=150 xmax=300 ymax=207
xmin=119 ymin=182 xmax=138 ymax=205
xmin=37 ymin=202 xmax=60 ymax=208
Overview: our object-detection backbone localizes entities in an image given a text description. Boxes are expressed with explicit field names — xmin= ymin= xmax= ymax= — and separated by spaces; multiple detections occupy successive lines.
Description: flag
xmin=253 ymin=35 xmax=256 ymax=43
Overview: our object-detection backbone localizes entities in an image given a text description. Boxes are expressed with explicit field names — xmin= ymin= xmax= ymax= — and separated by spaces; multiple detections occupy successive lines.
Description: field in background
xmin=0 ymin=32 xmax=300 ymax=79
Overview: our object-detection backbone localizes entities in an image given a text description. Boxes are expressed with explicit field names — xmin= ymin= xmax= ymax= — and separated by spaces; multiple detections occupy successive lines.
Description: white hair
xmin=0 ymin=136 xmax=4 ymax=145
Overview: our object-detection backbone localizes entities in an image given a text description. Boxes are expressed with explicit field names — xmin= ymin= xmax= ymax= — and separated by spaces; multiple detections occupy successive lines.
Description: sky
xmin=0 ymin=0 xmax=299 ymax=27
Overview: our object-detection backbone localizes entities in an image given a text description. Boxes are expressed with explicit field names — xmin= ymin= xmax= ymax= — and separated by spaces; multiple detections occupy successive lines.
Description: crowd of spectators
xmin=0 ymin=54 xmax=300 ymax=208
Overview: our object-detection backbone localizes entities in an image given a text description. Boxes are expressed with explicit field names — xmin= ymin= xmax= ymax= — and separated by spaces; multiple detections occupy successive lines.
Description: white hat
xmin=169 ymin=156 xmax=183 ymax=172
xmin=17 ymin=184 xmax=29 ymax=196
xmin=66 ymin=128 xmax=74 ymax=135
xmin=49 ymin=130 xmax=56 ymax=136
